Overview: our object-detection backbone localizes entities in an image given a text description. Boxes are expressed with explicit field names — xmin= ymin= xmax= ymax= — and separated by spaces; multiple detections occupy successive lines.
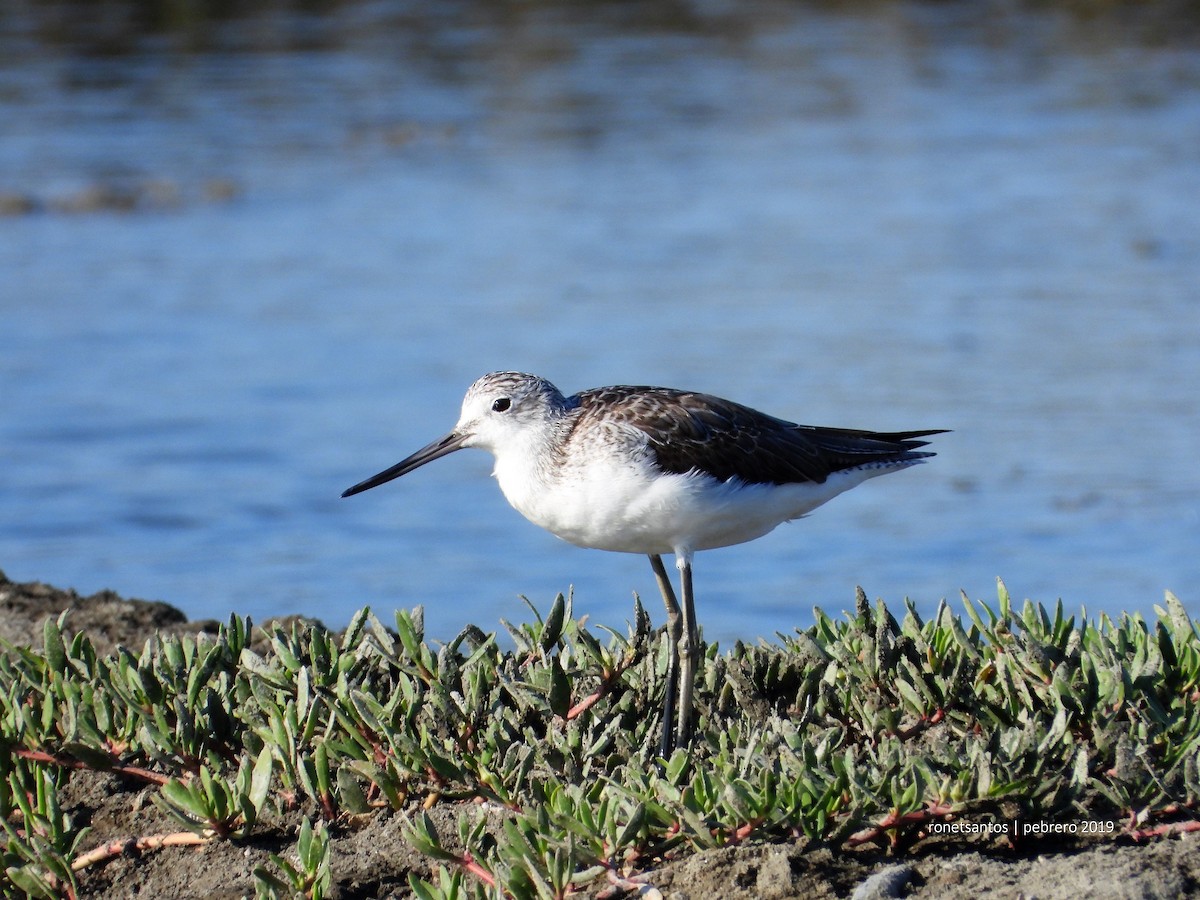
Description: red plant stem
xmin=567 ymin=685 xmax=610 ymax=720
xmin=72 ymin=832 xmax=208 ymax=871
xmin=15 ymin=747 xmax=170 ymax=786
xmin=595 ymin=868 xmax=653 ymax=899
xmin=848 ymin=801 xmax=954 ymax=847
xmin=460 ymin=853 xmax=496 ymax=887
xmin=567 ymin=655 xmax=637 ymax=720
xmin=717 ymin=819 xmax=761 ymax=846
xmin=319 ymin=789 xmax=338 ymax=821
xmin=1130 ymin=820 xmax=1200 ymax=841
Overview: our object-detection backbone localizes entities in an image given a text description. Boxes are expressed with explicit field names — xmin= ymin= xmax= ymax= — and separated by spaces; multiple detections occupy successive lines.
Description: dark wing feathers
xmin=574 ymin=386 xmax=946 ymax=486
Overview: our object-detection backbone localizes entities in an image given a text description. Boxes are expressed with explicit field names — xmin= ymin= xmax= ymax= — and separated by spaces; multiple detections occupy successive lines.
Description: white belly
xmin=492 ymin=451 xmax=907 ymax=556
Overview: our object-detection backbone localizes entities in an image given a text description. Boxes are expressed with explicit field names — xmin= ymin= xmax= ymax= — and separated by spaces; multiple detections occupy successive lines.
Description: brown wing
xmin=572 ymin=386 xmax=945 ymax=486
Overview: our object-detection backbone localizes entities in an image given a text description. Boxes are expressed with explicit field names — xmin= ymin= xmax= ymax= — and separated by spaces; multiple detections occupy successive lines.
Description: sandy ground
xmin=3 ymin=570 xmax=1197 ymax=899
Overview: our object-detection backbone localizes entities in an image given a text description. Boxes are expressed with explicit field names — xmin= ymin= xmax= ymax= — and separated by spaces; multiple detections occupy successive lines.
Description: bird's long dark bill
xmin=341 ymin=432 xmax=465 ymax=498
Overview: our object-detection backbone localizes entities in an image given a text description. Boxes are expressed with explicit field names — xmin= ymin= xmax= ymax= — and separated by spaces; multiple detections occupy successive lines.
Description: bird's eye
xmin=492 ymin=397 xmax=512 ymax=413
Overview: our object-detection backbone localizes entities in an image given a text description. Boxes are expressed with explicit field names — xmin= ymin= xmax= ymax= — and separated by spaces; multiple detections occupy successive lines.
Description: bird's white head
xmin=454 ymin=372 xmax=566 ymax=453
xmin=341 ymin=372 xmax=566 ymax=498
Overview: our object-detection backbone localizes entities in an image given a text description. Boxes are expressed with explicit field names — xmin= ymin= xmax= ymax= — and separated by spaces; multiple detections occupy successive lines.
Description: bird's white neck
xmin=487 ymin=417 xmax=570 ymax=517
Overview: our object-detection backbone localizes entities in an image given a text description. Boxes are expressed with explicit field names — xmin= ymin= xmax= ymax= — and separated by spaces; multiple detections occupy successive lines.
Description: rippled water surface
xmin=2 ymin=2 xmax=1198 ymax=641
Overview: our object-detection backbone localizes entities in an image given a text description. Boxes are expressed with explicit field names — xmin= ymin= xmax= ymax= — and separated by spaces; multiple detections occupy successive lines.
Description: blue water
xmin=2 ymin=3 xmax=1198 ymax=643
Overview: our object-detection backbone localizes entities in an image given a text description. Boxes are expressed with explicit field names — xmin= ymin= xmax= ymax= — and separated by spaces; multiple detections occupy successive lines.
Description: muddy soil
xmin=3 ymin=570 xmax=1197 ymax=899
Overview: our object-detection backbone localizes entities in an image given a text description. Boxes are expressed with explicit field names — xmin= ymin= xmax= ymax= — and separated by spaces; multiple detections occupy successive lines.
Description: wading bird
xmin=342 ymin=372 xmax=944 ymax=755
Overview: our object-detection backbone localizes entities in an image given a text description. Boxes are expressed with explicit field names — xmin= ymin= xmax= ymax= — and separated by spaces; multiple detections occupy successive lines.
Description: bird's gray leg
xmin=676 ymin=557 xmax=698 ymax=750
xmin=648 ymin=553 xmax=681 ymax=756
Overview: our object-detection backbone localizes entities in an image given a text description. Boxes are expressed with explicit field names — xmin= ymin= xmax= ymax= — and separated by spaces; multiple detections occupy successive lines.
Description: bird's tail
xmin=802 ymin=426 xmax=949 ymax=471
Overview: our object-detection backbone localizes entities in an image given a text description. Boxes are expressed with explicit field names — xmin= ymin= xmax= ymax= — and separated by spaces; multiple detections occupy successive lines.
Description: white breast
xmin=491 ymin=438 xmax=910 ymax=557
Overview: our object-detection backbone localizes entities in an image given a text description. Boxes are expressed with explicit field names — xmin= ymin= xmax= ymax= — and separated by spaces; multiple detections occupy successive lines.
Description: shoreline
xmin=2 ymin=569 xmax=1197 ymax=899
